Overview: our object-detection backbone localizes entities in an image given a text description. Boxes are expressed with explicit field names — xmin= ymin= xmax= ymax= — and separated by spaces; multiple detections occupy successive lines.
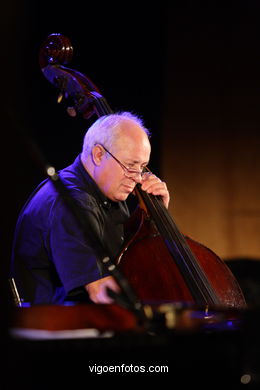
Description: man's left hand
xmin=140 ymin=172 xmax=170 ymax=208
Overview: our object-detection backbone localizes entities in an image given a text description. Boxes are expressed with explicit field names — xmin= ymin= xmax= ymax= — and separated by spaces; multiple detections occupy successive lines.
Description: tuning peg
xmin=57 ymin=93 xmax=63 ymax=103
xmin=67 ymin=106 xmax=77 ymax=117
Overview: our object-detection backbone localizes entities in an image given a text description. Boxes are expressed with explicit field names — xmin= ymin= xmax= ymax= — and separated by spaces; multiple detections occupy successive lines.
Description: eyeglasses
xmin=99 ymin=144 xmax=148 ymax=179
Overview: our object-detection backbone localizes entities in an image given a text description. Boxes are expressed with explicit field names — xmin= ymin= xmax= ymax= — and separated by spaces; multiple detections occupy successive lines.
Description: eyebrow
xmin=125 ymin=159 xmax=149 ymax=166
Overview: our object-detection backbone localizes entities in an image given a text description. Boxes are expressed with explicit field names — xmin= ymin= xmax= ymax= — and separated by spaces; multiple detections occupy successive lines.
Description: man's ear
xmin=92 ymin=145 xmax=105 ymax=166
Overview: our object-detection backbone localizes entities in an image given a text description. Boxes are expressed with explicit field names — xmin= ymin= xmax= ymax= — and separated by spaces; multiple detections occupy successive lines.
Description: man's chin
xmin=114 ymin=191 xmax=131 ymax=202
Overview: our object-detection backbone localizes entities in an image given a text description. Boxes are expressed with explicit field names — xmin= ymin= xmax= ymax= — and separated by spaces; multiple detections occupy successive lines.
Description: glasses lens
xmin=101 ymin=144 xmax=149 ymax=178
xmin=125 ymin=168 xmax=147 ymax=178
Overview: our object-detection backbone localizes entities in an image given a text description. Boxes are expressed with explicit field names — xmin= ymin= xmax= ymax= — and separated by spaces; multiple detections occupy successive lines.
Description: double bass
xmin=39 ymin=33 xmax=246 ymax=314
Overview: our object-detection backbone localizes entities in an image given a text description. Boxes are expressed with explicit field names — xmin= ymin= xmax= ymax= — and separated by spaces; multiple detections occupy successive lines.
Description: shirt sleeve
xmin=47 ymin=196 xmax=109 ymax=295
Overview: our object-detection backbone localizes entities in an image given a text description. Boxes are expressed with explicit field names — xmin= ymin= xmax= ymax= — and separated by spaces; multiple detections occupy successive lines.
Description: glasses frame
xmin=98 ymin=144 xmax=148 ymax=178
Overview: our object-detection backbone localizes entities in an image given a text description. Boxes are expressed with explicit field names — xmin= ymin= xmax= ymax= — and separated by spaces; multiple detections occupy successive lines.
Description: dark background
xmin=1 ymin=1 xmax=260 ymax=308
xmin=1 ymin=2 xmax=260 ymax=388
xmin=1 ymin=1 xmax=166 ymax=287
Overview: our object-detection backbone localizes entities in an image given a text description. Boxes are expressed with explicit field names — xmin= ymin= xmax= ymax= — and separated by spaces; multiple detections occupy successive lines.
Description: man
xmin=10 ymin=112 xmax=169 ymax=305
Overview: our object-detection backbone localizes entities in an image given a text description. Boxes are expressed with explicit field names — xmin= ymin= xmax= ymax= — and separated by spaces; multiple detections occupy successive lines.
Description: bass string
xmin=91 ymin=94 xmax=113 ymax=116
xmin=140 ymin=188 xmax=220 ymax=304
xmin=79 ymin=93 xmax=219 ymax=304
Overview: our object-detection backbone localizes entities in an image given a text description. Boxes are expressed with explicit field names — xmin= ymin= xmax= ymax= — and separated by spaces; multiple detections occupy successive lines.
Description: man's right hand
xmin=85 ymin=276 xmax=120 ymax=303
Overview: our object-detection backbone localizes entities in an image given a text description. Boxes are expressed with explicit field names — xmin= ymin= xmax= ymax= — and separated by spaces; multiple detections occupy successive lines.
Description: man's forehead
xmin=116 ymin=143 xmax=150 ymax=165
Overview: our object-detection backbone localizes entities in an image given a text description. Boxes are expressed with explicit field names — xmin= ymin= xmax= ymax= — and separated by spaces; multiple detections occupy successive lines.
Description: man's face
xmin=94 ymin=126 xmax=151 ymax=202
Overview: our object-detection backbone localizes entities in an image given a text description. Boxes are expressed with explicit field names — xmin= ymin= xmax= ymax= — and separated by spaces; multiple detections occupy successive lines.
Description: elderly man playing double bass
xmin=10 ymin=112 xmax=170 ymax=305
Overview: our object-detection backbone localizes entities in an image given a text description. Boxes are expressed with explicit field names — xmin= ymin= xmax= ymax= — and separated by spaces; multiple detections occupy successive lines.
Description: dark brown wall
xmin=160 ymin=4 xmax=260 ymax=260
xmin=2 ymin=2 xmax=260 ymax=289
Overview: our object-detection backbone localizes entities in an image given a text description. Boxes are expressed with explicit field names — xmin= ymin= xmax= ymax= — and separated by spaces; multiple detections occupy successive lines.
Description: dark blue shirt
xmin=11 ymin=155 xmax=130 ymax=304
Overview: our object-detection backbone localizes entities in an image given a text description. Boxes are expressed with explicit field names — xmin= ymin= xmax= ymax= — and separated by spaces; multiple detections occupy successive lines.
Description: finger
xmin=142 ymin=179 xmax=165 ymax=193
xmin=144 ymin=182 xmax=170 ymax=208
xmin=141 ymin=175 xmax=161 ymax=191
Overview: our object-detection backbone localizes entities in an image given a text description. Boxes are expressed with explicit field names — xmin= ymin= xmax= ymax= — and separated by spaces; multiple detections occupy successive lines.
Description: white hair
xmin=81 ymin=111 xmax=151 ymax=161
